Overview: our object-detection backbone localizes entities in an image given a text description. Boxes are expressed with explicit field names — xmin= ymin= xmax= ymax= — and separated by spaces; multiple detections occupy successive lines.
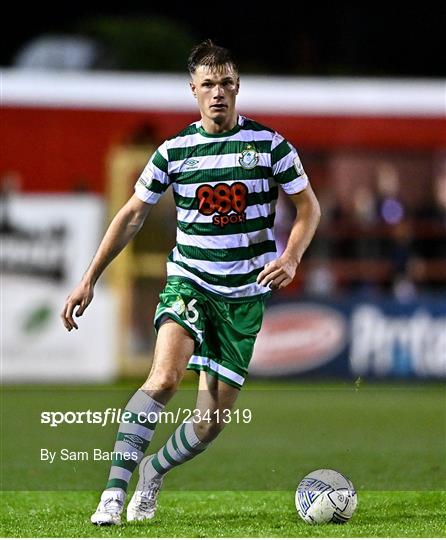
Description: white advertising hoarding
xmin=1 ymin=195 xmax=117 ymax=382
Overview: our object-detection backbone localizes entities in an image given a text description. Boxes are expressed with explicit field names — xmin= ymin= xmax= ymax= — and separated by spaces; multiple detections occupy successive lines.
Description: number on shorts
xmin=186 ymin=298 xmax=199 ymax=323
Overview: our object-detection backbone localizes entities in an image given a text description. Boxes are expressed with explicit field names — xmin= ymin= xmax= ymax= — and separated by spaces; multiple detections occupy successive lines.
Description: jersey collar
xmin=197 ymin=115 xmax=243 ymax=138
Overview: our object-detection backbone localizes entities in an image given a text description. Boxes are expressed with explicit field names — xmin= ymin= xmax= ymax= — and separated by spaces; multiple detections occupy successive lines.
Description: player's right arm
xmin=61 ymin=194 xmax=151 ymax=331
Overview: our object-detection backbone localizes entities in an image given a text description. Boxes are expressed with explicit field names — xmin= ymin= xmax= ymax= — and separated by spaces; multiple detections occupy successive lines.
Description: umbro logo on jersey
xmin=184 ymin=158 xmax=199 ymax=169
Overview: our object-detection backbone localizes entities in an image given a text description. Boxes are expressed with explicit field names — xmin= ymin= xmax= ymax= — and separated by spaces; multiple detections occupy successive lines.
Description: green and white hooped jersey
xmin=134 ymin=115 xmax=309 ymax=301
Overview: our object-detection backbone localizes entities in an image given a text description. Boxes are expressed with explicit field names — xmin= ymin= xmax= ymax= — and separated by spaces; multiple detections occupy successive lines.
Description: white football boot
xmin=127 ymin=455 xmax=164 ymax=521
xmin=91 ymin=489 xmax=125 ymax=525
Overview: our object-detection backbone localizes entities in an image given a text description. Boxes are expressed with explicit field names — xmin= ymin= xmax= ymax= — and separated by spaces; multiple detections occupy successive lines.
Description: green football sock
xmin=139 ymin=421 xmax=209 ymax=482
xmin=105 ymin=389 xmax=164 ymax=492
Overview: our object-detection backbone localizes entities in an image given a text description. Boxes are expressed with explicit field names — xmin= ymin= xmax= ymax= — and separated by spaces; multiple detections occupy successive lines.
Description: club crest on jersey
xmin=238 ymin=145 xmax=259 ymax=170
xmin=172 ymin=296 xmax=186 ymax=315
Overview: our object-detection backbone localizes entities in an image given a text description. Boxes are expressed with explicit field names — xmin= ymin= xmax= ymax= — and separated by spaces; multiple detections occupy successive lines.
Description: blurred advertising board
xmin=251 ymin=298 xmax=446 ymax=379
xmin=1 ymin=194 xmax=117 ymax=382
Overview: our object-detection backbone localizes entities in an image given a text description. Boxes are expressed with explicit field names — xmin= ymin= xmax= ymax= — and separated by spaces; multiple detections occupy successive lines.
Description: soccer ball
xmin=295 ymin=469 xmax=358 ymax=524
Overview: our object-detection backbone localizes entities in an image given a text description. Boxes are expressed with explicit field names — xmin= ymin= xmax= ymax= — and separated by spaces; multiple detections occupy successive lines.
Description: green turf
xmin=1 ymin=381 xmax=445 ymax=536
xmin=1 ymin=490 xmax=445 ymax=537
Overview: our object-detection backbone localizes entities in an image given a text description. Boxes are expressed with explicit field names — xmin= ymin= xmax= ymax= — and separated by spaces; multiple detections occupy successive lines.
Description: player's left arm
xmin=257 ymin=184 xmax=321 ymax=289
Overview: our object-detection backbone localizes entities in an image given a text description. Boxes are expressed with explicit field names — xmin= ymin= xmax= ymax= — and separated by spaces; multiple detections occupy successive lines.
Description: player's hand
xmin=61 ymin=280 xmax=94 ymax=331
xmin=256 ymin=255 xmax=298 ymax=290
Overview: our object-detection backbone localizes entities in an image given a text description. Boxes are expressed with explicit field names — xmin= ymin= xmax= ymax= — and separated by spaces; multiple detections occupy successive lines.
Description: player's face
xmin=190 ymin=64 xmax=240 ymax=129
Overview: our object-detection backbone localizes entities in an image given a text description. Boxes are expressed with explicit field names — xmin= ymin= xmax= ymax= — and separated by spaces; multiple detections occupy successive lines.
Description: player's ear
xmin=190 ymin=80 xmax=197 ymax=98
xmin=236 ymin=77 xmax=240 ymax=95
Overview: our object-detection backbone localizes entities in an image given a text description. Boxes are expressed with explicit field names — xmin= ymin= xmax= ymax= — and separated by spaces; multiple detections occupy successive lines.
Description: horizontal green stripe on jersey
xmin=271 ymin=139 xmax=293 ymax=166
xmin=167 ymin=254 xmax=261 ymax=288
xmin=137 ymin=177 xmax=167 ymax=194
xmin=177 ymin=213 xmax=276 ymax=236
xmin=176 ymin=240 xmax=276 ymax=262
xmin=152 ymin=150 xmax=168 ymax=172
xmin=169 ymin=165 xmax=272 ymax=184
xmin=168 ymin=140 xmax=273 ymax=162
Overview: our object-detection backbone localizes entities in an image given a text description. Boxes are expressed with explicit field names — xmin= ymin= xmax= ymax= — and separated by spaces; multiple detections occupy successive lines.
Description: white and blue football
xmin=295 ymin=469 xmax=358 ymax=524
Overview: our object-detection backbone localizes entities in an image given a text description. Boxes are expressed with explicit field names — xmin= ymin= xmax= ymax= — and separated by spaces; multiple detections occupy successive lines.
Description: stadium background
xmin=1 ymin=6 xmax=445 ymax=537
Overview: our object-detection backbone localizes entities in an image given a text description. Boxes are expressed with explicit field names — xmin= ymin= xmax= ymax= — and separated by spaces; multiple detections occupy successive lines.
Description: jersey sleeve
xmin=134 ymin=141 xmax=171 ymax=204
xmin=271 ymin=132 xmax=309 ymax=195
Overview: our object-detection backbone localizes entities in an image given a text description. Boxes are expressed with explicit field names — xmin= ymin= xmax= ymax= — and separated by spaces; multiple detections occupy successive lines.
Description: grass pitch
xmin=2 ymin=490 xmax=445 ymax=537
xmin=1 ymin=381 xmax=445 ymax=537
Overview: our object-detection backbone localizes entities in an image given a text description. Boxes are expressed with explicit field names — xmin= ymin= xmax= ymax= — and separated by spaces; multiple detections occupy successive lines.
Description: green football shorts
xmin=154 ymin=277 xmax=266 ymax=389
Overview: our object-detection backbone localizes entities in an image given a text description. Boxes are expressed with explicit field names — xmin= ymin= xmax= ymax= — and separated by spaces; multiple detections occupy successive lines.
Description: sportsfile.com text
xmin=40 ymin=408 xmax=253 ymax=427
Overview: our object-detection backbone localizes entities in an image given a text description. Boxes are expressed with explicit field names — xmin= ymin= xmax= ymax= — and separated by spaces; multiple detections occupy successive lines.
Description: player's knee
xmin=142 ymin=371 xmax=181 ymax=397
xmin=194 ymin=418 xmax=225 ymax=443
